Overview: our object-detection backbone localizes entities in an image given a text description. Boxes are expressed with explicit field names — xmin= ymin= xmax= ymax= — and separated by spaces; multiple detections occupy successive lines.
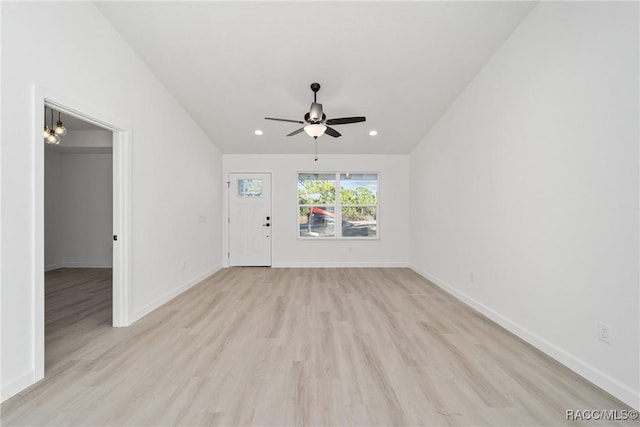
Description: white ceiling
xmin=96 ymin=1 xmax=536 ymax=155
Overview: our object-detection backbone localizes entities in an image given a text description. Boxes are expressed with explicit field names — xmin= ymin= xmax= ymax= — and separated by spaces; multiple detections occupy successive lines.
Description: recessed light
xmin=369 ymin=130 xmax=378 ymax=136
xmin=254 ymin=129 xmax=263 ymax=136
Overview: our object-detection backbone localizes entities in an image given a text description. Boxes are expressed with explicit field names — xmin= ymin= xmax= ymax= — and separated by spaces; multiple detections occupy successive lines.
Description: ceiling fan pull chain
xmin=314 ymin=139 xmax=319 ymax=162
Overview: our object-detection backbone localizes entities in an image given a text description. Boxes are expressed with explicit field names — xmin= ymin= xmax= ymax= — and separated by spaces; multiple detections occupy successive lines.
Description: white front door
xmin=228 ymin=173 xmax=272 ymax=266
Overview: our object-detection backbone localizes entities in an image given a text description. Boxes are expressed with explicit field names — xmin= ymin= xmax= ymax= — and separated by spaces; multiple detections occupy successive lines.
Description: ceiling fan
xmin=265 ymin=83 xmax=366 ymax=160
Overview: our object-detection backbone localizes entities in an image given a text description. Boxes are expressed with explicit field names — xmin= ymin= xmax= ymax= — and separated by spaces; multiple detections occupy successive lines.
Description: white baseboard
xmin=272 ymin=261 xmax=409 ymax=268
xmin=45 ymin=262 xmax=65 ymax=272
xmin=131 ymin=264 xmax=222 ymax=324
xmin=45 ymin=262 xmax=112 ymax=271
xmin=1 ymin=369 xmax=34 ymax=403
xmin=409 ymin=264 xmax=640 ymax=410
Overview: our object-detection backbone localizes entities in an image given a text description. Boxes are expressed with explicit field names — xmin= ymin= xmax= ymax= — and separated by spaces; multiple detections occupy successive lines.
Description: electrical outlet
xmin=598 ymin=323 xmax=610 ymax=344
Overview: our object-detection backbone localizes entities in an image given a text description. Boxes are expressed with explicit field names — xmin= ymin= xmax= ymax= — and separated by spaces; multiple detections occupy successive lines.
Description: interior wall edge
xmin=408 ymin=263 xmax=640 ymax=410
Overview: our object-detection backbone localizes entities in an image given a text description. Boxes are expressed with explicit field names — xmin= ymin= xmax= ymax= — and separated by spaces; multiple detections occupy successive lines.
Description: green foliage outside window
xmin=341 ymin=186 xmax=376 ymax=220
xmin=298 ymin=179 xmax=335 ymax=205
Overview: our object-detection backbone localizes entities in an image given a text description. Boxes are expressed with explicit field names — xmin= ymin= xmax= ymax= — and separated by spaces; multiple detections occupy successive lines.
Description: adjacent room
xmin=43 ymin=106 xmax=115 ymax=384
xmin=1 ymin=1 xmax=638 ymax=426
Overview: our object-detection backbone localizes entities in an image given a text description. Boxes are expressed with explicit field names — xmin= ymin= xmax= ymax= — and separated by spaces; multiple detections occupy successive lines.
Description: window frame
xmin=297 ymin=171 xmax=380 ymax=240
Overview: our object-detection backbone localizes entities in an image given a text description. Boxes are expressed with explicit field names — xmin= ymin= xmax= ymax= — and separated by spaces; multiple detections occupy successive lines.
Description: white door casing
xmin=228 ymin=173 xmax=272 ymax=266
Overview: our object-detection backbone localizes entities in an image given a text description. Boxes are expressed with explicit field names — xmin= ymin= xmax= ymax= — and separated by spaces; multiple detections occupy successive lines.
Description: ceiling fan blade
xmin=325 ymin=116 xmax=366 ymax=126
xmin=287 ymin=127 xmax=305 ymax=137
xmin=265 ymin=117 xmax=304 ymax=124
xmin=324 ymin=126 xmax=342 ymax=138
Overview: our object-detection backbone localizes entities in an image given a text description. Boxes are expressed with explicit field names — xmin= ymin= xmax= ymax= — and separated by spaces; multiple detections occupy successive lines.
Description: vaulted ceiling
xmin=96 ymin=1 xmax=536 ymax=154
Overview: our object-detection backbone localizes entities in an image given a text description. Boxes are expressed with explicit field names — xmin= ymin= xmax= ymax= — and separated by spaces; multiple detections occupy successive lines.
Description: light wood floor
xmin=1 ymin=267 xmax=635 ymax=426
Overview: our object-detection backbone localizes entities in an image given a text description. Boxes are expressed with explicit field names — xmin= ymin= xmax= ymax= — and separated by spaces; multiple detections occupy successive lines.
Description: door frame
xmin=32 ymin=85 xmax=133 ymax=382
xmin=226 ymin=172 xmax=272 ymax=267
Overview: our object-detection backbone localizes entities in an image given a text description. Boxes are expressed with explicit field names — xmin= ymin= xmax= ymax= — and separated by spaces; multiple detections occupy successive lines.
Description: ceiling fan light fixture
xmin=304 ymin=123 xmax=326 ymax=138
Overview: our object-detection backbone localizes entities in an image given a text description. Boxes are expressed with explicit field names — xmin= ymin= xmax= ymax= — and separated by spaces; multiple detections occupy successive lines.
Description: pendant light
xmin=54 ymin=111 xmax=67 ymax=136
xmin=44 ymin=107 xmax=61 ymax=145
xmin=43 ymin=107 xmax=50 ymax=139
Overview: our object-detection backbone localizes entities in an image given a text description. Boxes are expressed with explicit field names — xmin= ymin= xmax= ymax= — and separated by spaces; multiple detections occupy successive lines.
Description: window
xmin=237 ymin=179 xmax=262 ymax=197
xmin=298 ymin=172 xmax=378 ymax=238
xmin=298 ymin=173 xmax=336 ymax=237
xmin=340 ymin=173 xmax=378 ymax=237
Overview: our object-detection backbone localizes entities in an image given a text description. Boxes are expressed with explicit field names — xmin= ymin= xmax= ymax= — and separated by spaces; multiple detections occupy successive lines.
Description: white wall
xmin=44 ymin=150 xmax=65 ymax=269
xmin=54 ymin=129 xmax=112 ymax=149
xmin=1 ymin=2 xmax=223 ymax=401
xmin=409 ymin=2 xmax=639 ymax=408
xmin=45 ymin=148 xmax=113 ymax=270
xmin=223 ymin=154 xmax=409 ymax=268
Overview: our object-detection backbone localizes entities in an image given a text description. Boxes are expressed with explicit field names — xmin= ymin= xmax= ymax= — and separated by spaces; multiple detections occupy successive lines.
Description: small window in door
xmin=238 ymin=179 xmax=263 ymax=197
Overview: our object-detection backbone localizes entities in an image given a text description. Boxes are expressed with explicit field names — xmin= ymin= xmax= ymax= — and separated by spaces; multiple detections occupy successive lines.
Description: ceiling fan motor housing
xmin=309 ymin=102 xmax=324 ymax=122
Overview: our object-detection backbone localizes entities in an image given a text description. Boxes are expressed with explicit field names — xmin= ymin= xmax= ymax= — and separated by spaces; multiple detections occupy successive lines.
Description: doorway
xmin=228 ymin=172 xmax=272 ymax=266
xmin=44 ymin=107 xmax=115 ymax=373
xmin=33 ymin=87 xmax=132 ymax=384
